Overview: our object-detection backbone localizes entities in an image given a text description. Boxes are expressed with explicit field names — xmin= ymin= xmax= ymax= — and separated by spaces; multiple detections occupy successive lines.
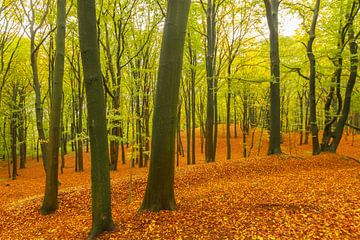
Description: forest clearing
xmin=0 ymin=127 xmax=360 ymax=239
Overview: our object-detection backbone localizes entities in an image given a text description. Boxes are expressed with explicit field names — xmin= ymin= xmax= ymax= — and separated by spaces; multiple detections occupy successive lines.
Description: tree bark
xmin=264 ymin=0 xmax=281 ymax=155
xmin=77 ymin=0 xmax=114 ymax=236
xmin=18 ymin=90 xmax=26 ymax=169
xmin=140 ymin=0 xmax=191 ymax=211
xmin=11 ymin=85 xmax=17 ymax=180
xmin=331 ymin=25 xmax=358 ymax=151
xmin=205 ymin=0 xmax=216 ymax=163
xmin=307 ymin=0 xmax=321 ymax=155
xmin=41 ymin=0 xmax=66 ymax=214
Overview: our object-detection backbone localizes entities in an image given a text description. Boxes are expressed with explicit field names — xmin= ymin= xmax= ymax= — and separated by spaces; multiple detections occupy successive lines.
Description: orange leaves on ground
xmin=0 ymin=129 xmax=360 ymax=239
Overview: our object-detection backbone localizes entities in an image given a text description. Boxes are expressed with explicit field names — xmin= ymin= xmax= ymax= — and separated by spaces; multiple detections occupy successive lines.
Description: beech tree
xmin=20 ymin=0 xmax=51 ymax=170
xmin=140 ymin=0 xmax=191 ymax=211
xmin=77 ymin=0 xmax=114 ymax=236
xmin=41 ymin=0 xmax=66 ymax=214
xmin=201 ymin=0 xmax=217 ymax=162
xmin=322 ymin=0 xmax=360 ymax=152
xmin=264 ymin=0 xmax=281 ymax=155
xmin=307 ymin=0 xmax=321 ymax=155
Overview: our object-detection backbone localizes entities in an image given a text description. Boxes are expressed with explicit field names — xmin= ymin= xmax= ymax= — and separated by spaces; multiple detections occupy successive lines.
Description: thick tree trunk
xmin=41 ymin=0 xmax=66 ymax=214
xmin=264 ymin=0 xmax=281 ymax=155
xmin=77 ymin=0 xmax=114 ymax=236
xmin=140 ymin=0 xmax=191 ymax=211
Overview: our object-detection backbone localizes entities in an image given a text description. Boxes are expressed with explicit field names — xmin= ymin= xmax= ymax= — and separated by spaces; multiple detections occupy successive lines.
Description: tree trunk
xmin=77 ymin=71 xmax=84 ymax=172
xmin=31 ymin=39 xmax=48 ymax=171
xmin=140 ymin=0 xmax=191 ymax=212
xmin=304 ymin=92 xmax=310 ymax=144
xmin=307 ymin=0 xmax=321 ymax=155
xmin=331 ymin=25 xmax=358 ymax=151
xmin=226 ymin=68 xmax=231 ymax=160
xmin=41 ymin=0 xmax=66 ymax=214
xmin=234 ymin=96 xmax=238 ymax=138
xmin=110 ymin=97 xmax=120 ymax=170
xmin=205 ymin=0 xmax=216 ymax=163
xmin=187 ymin=33 xmax=197 ymax=165
xmin=18 ymin=90 xmax=27 ymax=169
xmin=11 ymin=86 xmax=18 ymax=180
xmin=77 ymin=0 xmax=114 ymax=236
xmin=298 ymin=91 xmax=304 ymax=145
xmin=264 ymin=0 xmax=281 ymax=155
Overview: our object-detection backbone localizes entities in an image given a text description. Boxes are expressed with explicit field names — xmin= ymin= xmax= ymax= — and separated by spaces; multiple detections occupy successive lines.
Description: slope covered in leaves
xmin=0 ymin=151 xmax=360 ymax=239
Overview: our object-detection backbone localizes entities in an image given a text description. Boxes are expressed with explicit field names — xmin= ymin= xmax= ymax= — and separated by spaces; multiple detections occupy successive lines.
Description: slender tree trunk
xmin=18 ymin=90 xmax=26 ymax=169
xmin=304 ymin=92 xmax=310 ymax=144
xmin=226 ymin=71 xmax=231 ymax=160
xmin=31 ymin=42 xmax=48 ymax=171
xmin=298 ymin=91 xmax=304 ymax=145
xmin=11 ymin=86 xmax=18 ymax=180
xmin=110 ymin=98 xmax=120 ymax=170
xmin=213 ymin=76 xmax=218 ymax=160
xmin=242 ymin=93 xmax=248 ymax=158
xmin=205 ymin=0 xmax=216 ymax=163
xmin=60 ymin=108 xmax=65 ymax=174
xmin=182 ymin=78 xmax=191 ymax=165
xmin=41 ymin=0 xmax=66 ymax=214
xmin=307 ymin=0 xmax=321 ymax=155
xmin=77 ymin=74 xmax=84 ymax=171
xmin=140 ymin=0 xmax=191 ymax=211
xmin=234 ymin=96 xmax=238 ymax=138
xmin=77 ymin=0 xmax=114 ymax=236
xmin=191 ymin=72 xmax=196 ymax=165
xmin=188 ymin=34 xmax=197 ymax=165
xmin=331 ymin=25 xmax=358 ymax=151
xmin=199 ymin=98 xmax=205 ymax=154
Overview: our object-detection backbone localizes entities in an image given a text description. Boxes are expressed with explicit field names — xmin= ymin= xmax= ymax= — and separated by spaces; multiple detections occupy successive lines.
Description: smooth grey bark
xmin=41 ymin=0 xmax=66 ymax=215
xmin=264 ymin=0 xmax=281 ymax=155
xmin=77 ymin=0 xmax=114 ymax=237
xmin=140 ymin=0 xmax=191 ymax=211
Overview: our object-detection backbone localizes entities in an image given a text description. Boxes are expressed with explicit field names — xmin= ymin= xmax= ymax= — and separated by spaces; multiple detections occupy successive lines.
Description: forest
xmin=0 ymin=0 xmax=360 ymax=239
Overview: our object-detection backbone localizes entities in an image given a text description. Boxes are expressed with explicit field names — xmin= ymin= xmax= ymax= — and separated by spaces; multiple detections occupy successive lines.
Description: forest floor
xmin=0 ymin=126 xmax=360 ymax=239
